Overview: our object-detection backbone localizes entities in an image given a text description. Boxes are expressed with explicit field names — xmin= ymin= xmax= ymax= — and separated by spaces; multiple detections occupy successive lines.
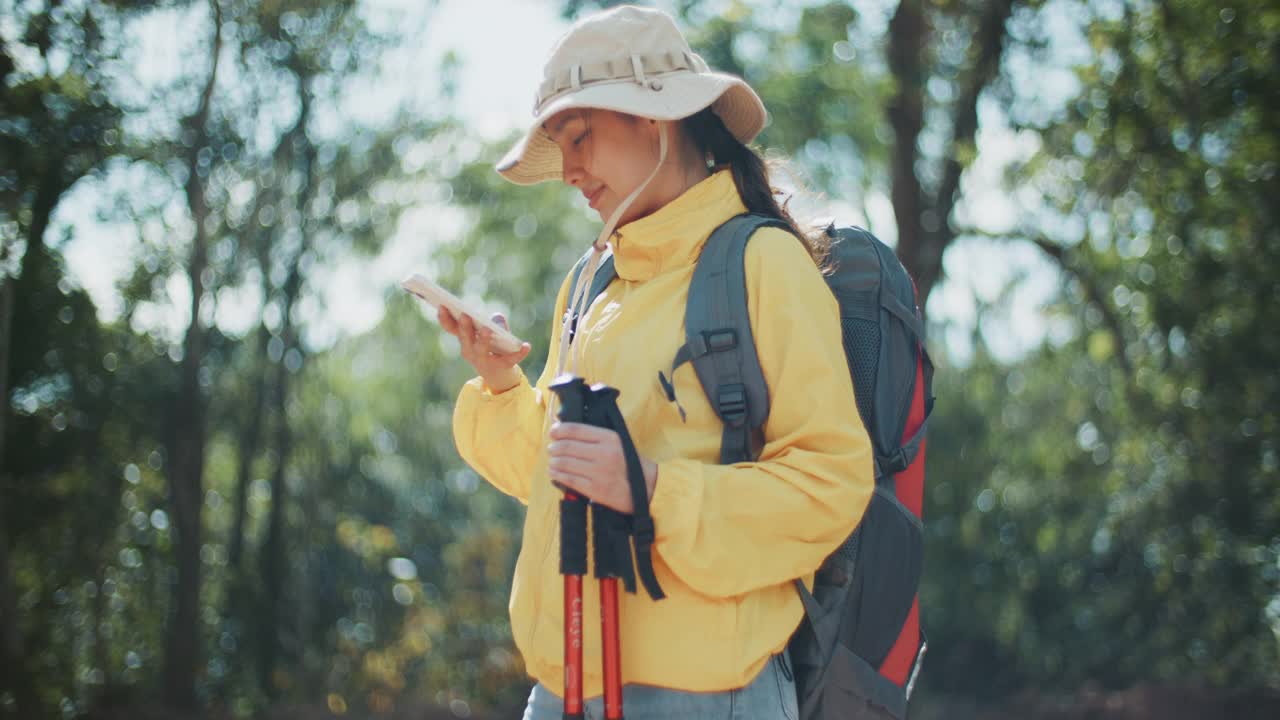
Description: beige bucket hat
xmin=495 ymin=4 xmax=768 ymax=185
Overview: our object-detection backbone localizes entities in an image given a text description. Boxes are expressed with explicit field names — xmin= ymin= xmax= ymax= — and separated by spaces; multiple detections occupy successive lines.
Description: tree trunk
xmin=91 ymin=547 xmax=109 ymax=687
xmin=0 ymin=467 xmax=36 ymax=717
xmin=257 ymin=341 xmax=292 ymax=700
xmin=220 ymin=324 xmax=268 ymax=704
xmin=0 ymin=276 xmax=19 ymax=668
xmin=1 ymin=215 xmax=42 ymax=720
xmin=257 ymin=264 xmax=306 ymax=700
xmin=0 ymin=101 xmax=80 ymax=713
xmin=886 ymin=0 xmax=930 ymax=304
xmin=84 ymin=427 xmax=123 ymax=699
xmin=229 ymin=323 xmax=270 ymax=571
xmin=163 ymin=2 xmax=222 ymax=709
xmin=887 ymin=0 xmax=1016 ymax=315
xmin=257 ymin=76 xmax=315 ymax=702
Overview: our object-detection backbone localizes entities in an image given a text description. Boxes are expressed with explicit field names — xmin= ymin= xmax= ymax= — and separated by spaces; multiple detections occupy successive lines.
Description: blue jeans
xmin=521 ymin=651 xmax=798 ymax=720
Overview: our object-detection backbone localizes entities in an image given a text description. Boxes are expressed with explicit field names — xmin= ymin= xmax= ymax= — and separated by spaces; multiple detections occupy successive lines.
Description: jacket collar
xmin=610 ymin=169 xmax=747 ymax=282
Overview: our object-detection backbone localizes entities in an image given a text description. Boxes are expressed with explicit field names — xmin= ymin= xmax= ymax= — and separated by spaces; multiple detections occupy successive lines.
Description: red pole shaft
xmin=564 ymin=572 xmax=584 ymax=718
xmin=600 ymin=577 xmax=623 ymax=719
xmin=563 ymin=492 xmax=585 ymax=719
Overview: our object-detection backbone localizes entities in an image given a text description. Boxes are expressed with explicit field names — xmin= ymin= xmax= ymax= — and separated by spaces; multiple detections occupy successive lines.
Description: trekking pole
xmin=549 ymin=376 xmax=590 ymax=720
xmin=551 ymin=377 xmax=667 ymax=720
xmin=582 ymin=385 xmax=627 ymax=720
xmin=585 ymin=382 xmax=670 ymax=720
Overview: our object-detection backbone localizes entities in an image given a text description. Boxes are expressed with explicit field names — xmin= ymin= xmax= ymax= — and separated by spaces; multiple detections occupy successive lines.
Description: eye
xmin=572 ymin=130 xmax=589 ymax=147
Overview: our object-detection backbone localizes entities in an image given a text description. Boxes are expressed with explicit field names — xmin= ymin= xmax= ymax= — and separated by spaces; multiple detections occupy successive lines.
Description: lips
xmin=586 ymin=186 xmax=605 ymax=209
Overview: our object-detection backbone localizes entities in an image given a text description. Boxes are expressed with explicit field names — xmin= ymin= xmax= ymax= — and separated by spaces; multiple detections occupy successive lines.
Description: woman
xmin=439 ymin=6 xmax=873 ymax=719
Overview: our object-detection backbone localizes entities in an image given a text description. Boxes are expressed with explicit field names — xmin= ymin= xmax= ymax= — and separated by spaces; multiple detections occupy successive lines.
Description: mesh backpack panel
xmin=841 ymin=317 xmax=880 ymax=438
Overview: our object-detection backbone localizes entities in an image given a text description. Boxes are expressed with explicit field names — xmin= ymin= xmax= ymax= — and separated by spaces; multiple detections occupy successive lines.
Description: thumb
xmin=490 ymin=313 xmax=508 ymax=330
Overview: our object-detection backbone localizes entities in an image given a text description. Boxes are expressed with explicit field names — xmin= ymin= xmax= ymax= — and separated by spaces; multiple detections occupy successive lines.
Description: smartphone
xmin=400 ymin=274 xmax=525 ymax=353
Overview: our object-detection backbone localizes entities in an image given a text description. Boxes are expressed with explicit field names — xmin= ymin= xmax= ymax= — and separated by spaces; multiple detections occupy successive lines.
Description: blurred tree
xmin=143 ymin=0 xmax=429 ymax=708
xmin=920 ymin=0 xmax=1280 ymax=701
xmin=3 ymin=0 xmax=437 ymax=715
xmin=0 ymin=1 xmax=157 ymax=716
xmin=163 ymin=1 xmax=223 ymax=707
xmin=883 ymin=0 xmax=1016 ymax=308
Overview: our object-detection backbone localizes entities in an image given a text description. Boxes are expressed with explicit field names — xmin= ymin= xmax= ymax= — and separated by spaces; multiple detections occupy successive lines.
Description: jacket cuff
xmin=473 ymin=370 xmax=530 ymax=398
xmin=648 ymin=458 xmax=704 ymax=546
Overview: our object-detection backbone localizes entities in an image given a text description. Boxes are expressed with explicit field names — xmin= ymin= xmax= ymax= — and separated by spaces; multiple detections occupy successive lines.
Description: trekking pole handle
xmin=551 ymin=374 xmax=590 ymax=495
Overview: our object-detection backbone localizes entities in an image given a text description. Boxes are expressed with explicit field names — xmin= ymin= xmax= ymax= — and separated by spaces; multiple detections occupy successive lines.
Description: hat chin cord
xmin=554 ymin=121 xmax=670 ymax=381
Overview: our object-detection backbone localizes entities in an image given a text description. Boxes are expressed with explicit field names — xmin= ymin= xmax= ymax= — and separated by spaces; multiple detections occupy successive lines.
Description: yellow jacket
xmin=452 ymin=169 xmax=873 ymax=696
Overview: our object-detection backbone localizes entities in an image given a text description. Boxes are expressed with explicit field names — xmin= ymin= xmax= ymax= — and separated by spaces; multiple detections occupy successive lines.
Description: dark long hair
xmin=683 ymin=107 xmax=831 ymax=268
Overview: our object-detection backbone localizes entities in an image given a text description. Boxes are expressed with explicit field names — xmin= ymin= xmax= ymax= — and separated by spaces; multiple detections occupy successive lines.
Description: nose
xmin=560 ymin=151 xmax=585 ymax=188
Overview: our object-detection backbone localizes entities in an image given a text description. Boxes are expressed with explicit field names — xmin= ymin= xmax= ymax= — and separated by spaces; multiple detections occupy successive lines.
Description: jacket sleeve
xmin=451 ymin=270 xmax=573 ymax=505
xmin=648 ymin=229 xmax=875 ymax=598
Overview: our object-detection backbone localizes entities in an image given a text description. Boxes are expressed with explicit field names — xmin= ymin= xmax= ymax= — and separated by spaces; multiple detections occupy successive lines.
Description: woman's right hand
xmin=438 ymin=307 xmax=532 ymax=394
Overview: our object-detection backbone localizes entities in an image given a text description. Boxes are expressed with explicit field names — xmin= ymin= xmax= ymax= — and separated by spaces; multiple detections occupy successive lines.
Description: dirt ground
xmin=81 ymin=683 xmax=1280 ymax=720
xmin=915 ymin=683 xmax=1280 ymax=720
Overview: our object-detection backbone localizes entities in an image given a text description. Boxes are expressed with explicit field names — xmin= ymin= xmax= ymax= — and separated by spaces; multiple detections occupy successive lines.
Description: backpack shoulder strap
xmin=565 ymin=248 xmax=617 ymax=344
xmin=666 ymin=213 xmax=789 ymax=464
xmin=865 ymin=237 xmax=935 ymax=483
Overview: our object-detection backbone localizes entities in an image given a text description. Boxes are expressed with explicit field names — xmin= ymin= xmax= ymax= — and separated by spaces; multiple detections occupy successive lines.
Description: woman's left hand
xmin=547 ymin=422 xmax=658 ymax=514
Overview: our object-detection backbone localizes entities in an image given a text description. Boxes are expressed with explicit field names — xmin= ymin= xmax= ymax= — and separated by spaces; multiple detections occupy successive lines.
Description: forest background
xmin=2 ymin=0 xmax=1277 ymax=718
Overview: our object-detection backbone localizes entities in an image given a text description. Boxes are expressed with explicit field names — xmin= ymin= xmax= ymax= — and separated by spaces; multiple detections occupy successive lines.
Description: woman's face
xmin=543 ymin=109 xmax=662 ymax=225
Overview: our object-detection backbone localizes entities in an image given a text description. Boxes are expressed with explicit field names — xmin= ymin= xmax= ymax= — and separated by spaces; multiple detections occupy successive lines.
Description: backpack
xmin=569 ymin=213 xmax=934 ymax=719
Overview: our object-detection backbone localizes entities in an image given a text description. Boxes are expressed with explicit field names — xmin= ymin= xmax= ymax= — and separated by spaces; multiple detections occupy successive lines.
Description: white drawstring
xmin=546 ymin=122 xmax=670 ymax=425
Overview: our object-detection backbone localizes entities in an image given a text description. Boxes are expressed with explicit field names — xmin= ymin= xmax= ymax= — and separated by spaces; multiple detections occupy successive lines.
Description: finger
xmin=438 ymin=306 xmax=460 ymax=335
xmin=552 ymin=471 xmax=629 ymax=514
xmin=548 ymin=467 xmax=594 ymax=495
xmin=490 ymin=342 xmax=532 ymax=365
xmin=549 ymin=422 xmax=612 ymax=443
xmin=548 ymin=454 xmax=597 ymax=478
xmin=457 ymin=314 xmax=480 ymax=355
xmin=474 ymin=326 xmax=513 ymax=358
xmin=548 ymin=438 xmax=600 ymax=462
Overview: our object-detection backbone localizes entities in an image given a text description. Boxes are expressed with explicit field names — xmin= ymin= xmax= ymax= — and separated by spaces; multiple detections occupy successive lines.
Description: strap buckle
xmin=704 ymin=329 xmax=737 ymax=352
xmin=693 ymin=329 xmax=737 ymax=356
xmin=716 ymin=384 xmax=748 ymax=427
xmin=889 ymin=447 xmax=908 ymax=473
xmin=879 ymin=447 xmax=909 ymax=478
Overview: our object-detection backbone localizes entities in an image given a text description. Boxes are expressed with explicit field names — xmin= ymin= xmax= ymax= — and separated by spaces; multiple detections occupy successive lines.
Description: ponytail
xmin=683 ymin=108 xmax=830 ymax=268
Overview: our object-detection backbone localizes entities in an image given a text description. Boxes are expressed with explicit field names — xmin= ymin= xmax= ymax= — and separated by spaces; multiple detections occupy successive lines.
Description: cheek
xmin=596 ymin=143 xmax=654 ymax=196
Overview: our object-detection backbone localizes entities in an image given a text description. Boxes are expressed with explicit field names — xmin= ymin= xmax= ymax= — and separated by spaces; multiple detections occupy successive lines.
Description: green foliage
xmin=2 ymin=1 xmax=1278 ymax=718
xmin=919 ymin=0 xmax=1280 ymax=701
xmin=562 ymin=0 xmax=890 ymax=201
xmin=0 ymin=1 xmax=132 ymax=264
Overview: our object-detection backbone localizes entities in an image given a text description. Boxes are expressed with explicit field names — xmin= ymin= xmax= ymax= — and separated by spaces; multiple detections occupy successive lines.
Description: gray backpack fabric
xmin=568 ymin=213 xmax=934 ymax=719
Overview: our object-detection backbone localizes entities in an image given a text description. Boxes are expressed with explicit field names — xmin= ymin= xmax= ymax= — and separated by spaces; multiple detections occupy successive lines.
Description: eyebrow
xmin=544 ymin=113 xmax=582 ymax=139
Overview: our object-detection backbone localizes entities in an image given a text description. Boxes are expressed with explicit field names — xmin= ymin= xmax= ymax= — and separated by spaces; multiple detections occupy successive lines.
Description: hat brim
xmin=495 ymin=72 xmax=767 ymax=186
